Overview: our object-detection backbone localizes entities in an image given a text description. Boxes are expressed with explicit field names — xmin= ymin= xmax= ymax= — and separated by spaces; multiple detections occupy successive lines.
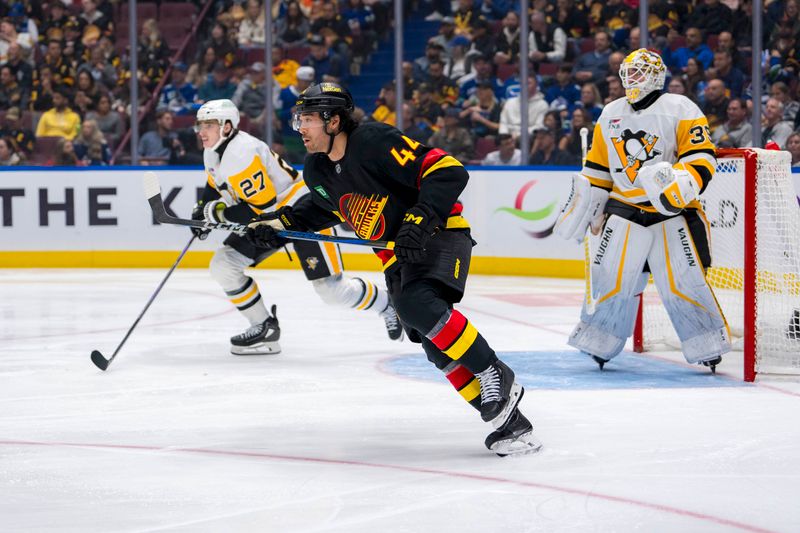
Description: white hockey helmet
xmin=619 ymin=48 xmax=667 ymax=104
xmin=195 ymin=99 xmax=240 ymax=148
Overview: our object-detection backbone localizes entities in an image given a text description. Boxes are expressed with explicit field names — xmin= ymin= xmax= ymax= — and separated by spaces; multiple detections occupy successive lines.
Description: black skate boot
xmin=475 ymin=360 xmax=524 ymax=429
xmin=230 ymin=305 xmax=281 ymax=355
xmin=701 ymin=356 xmax=722 ymax=374
xmin=485 ymin=409 xmax=542 ymax=457
xmin=379 ymin=303 xmax=404 ymax=341
xmin=591 ymin=355 xmax=609 ymax=370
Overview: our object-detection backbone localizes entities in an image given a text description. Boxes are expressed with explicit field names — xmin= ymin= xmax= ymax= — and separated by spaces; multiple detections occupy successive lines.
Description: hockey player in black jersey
xmin=246 ymin=83 xmax=542 ymax=456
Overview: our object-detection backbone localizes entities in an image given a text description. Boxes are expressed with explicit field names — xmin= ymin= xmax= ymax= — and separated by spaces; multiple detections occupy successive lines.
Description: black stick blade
xmin=91 ymin=350 xmax=110 ymax=371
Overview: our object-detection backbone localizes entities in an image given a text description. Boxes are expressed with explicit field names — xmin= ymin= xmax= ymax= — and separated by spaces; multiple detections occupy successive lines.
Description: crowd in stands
xmin=0 ymin=0 xmax=799 ymax=168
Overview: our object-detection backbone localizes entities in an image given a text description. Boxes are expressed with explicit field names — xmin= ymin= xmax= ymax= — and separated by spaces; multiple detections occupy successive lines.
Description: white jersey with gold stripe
xmin=581 ymin=93 xmax=716 ymax=211
xmin=203 ymin=130 xmax=307 ymax=215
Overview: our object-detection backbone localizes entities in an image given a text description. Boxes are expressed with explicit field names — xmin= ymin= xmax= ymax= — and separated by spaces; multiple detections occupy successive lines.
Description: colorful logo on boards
xmin=494 ymin=180 xmax=558 ymax=238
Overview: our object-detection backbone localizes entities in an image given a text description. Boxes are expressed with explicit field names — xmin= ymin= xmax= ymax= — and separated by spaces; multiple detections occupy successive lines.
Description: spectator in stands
xmin=238 ymin=0 xmax=266 ymax=48
xmin=42 ymin=38 xmax=75 ymax=89
xmin=453 ymin=0 xmax=480 ymax=37
xmin=52 ymin=137 xmax=79 ymax=166
xmin=428 ymin=107 xmax=474 ymax=162
xmin=197 ymin=63 xmax=236 ymax=104
xmin=702 ymin=79 xmax=729 ymax=132
xmin=201 ymin=22 xmax=237 ymax=68
xmin=493 ymin=10 xmax=520 ymax=66
xmin=5 ymin=42 xmax=32 ymax=89
xmin=430 ymin=16 xmax=457 ymax=56
xmin=667 ymin=77 xmax=690 ymax=97
xmin=413 ymin=40 xmax=445 ymax=82
xmin=424 ymin=59 xmax=458 ymax=105
xmin=370 ymin=81 xmax=397 ymax=126
xmin=303 ymin=34 xmax=346 ymax=83
xmin=546 ymin=66 xmax=581 ymax=112
xmin=559 ymin=107 xmax=593 ymax=165
xmin=573 ymin=31 xmax=613 ymax=85
xmin=0 ymin=64 xmax=28 ymax=109
xmin=0 ymin=136 xmax=23 ymax=166
xmin=188 ymin=46 xmax=217 ymax=87
xmin=0 ymin=106 xmax=34 ymax=157
xmin=310 ymin=1 xmax=351 ymax=47
xmin=761 ymin=97 xmax=794 ymax=149
xmin=715 ymin=31 xmax=747 ymax=71
xmin=73 ymin=118 xmax=110 ymax=164
xmin=769 ymin=81 xmax=800 ymax=123
xmin=599 ymin=0 xmax=635 ymax=33
xmin=607 ymin=51 xmax=625 ymax=80
xmin=413 ymin=82 xmax=444 ymax=129
xmin=77 ymin=0 xmax=112 ymax=37
xmin=137 ymin=18 xmax=170 ymax=91
xmin=459 ymin=54 xmax=504 ymax=104
xmin=528 ymin=10 xmax=567 ymax=66
xmin=401 ymin=61 xmax=419 ymax=100
xmin=445 ymin=35 xmax=471 ymax=81
xmin=39 ymin=1 xmax=69 ymax=46
xmin=662 ymin=26 xmax=713 ymax=72
xmin=529 ymin=126 xmax=571 ymax=165
xmin=787 ymin=132 xmax=800 ymax=168
xmin=272 ymin=46 xmax=300 ymax=89
xmin=79 ymin=46 xmax=117 ymax=93
xmin=482 ymin=133 xmax=521 ymax=165
xmin=277 ymin=65 xmax=314 ymax=131
xmin=342 ymin=0 xmax=377 ymax=55
xmin=35 ymin=87 xmax=80 ymax=140
xmin=578 ymin=83 xmax=603 ymax=121
xmin=687 ymin=0 xmax=732 ymax=36
xmin=276 ymin=0 xmax=310 ymax=48
xmin=86 ymin=93 xmax=123 ymax=148
xmin=499 ymin=74 xmax=548 ymax=139
xmin=767 ymin=0 xmax=800 ymax=44
xmin=605 ymin=76 xmax=625 ymax=103
xmin=61 ymin=18 xmax=85 ymax=68
xmin=708 ymin=49 xmax=745 ymax=98
xmin=468 ymin=17 xmax=495 ymax=60
xmin=139 ymin=108 xmax=176 ymax=162
xmin=542 ymin=110 xmax=564 ymax=143
xmin=160 ymin=62 xmax=197 ymax=117
xmin=683 ymin=57 xmax=707 ymax=103
xmin=556 ymin=0 xmax=589 ymax=38
xmin=460 ymin=79 xmax=501 ymax=140
xmin=402 ymin=102 xmax=433 ymax=144
xmin=711 ymin=97 xmax=752 ymax=148
xmin=29 ymin=65 xmax=55 ymax=111
xmin=0 ymin=17 xmax=34 ymax=61
xmin=233 ymin=62 xmax=277 ymax=121
xmin=75 ymin=69 xmax=101 ymax=108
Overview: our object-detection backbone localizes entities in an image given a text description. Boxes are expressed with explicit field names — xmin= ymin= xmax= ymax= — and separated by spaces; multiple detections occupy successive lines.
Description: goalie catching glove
xmin=554 ymin=174 xmax=609 ymax=241
xmin=638 ymin=162 xmax=700 ymax=217
xmin=394 ymin=204 xmax=439 ymax=264
xmin=245 ymin=206 xmax=303 ymax=249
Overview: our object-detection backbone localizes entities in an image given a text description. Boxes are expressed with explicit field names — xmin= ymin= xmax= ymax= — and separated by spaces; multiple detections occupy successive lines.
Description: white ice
xmin=1 ymin=268 xmax=799 ymax=533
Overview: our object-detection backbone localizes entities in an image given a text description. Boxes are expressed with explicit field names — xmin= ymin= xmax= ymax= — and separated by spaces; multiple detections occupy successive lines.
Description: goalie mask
xmin=195 ymin=99 xmax=240 ymax=150
xmin=619 ymin=49 xmax=666 ymax=105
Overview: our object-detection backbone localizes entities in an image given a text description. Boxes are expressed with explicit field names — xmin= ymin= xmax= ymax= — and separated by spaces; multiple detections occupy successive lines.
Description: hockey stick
xmin=90 ymin=235 xmax=196 ymax=371
xmin=142 ymin=172 xmax=394 ymax=250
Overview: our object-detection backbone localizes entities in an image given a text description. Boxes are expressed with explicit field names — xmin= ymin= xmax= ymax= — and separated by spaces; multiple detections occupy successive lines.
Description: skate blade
xmin=230 ymin=342 xmax=281 ymax=356
xmin=490 ymin=382 xmax=524 ymax=430
xmin=490 ymin=431 xmax=543 ymax=457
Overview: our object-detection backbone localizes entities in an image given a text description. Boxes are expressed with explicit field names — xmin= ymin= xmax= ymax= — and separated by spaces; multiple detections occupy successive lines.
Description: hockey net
xmin=633 ymin=148 xmax=800 ymax=381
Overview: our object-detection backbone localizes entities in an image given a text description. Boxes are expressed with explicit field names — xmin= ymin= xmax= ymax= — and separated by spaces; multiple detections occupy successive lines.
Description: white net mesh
xmin=638 ymin=149 xmax=800 ymax=375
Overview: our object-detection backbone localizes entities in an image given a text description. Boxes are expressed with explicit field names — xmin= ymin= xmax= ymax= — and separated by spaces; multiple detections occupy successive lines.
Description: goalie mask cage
xmin=633 ymin=148 xmax=800 ymax=382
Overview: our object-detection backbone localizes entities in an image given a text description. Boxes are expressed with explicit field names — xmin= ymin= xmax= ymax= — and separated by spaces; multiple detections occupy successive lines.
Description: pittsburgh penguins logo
xmin=611 ymin=129 xmax=661 ymax=182
xmin=305 ymin=256 xmax=319 ymax=270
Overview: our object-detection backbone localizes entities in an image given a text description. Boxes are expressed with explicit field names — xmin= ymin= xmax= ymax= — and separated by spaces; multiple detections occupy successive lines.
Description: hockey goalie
xmin=554 ymin=48 xmax=731 ymax=372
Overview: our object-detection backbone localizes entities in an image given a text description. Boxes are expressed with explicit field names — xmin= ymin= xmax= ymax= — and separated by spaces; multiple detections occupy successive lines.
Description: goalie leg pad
xmin=647 ymin=216 xmax=732 ymax=363
xmin=569 ymin=215 xmax=653 ymax=359
xmin=210 ymin=245 xmax=269 ymax=325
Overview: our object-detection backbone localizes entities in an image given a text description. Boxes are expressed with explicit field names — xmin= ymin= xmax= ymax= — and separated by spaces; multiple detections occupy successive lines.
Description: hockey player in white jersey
xmin=554 ymin=49 xmax=730 ymax=372
xmin=192 ymin=99 xmax=402 ymax=355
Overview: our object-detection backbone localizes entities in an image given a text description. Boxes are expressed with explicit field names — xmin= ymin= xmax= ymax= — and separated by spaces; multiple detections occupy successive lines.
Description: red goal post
xmin=633 ymin=148 xmax=800 ymax=382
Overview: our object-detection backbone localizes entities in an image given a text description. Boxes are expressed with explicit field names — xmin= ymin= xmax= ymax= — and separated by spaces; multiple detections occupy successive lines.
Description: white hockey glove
xmin=202 ymin=199 xmax=229 ymax=224
xmin=638 ymin=162 xmax=700 ymax=217
xmin=554 ymin=173 xmax=609 ymax=242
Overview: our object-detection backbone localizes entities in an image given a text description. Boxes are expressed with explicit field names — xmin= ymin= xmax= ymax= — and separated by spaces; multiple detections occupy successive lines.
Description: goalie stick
xmin=143 ymin=171 xmax=395 ymax=250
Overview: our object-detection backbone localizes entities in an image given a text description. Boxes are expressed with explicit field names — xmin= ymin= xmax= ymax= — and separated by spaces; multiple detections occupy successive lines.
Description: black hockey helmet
xmin=294 ymin=82 xmax=354 ymax=120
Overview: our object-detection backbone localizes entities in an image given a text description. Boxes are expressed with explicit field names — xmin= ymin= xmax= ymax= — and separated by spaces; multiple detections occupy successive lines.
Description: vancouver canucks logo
xmin=611 ymin=129 xmax=661 ymax=182
xmin=339 ymin=193 xmax=388 ymax=240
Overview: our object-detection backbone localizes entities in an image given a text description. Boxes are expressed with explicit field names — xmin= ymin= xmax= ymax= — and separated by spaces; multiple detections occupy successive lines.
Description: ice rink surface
xmin=1 ymin=268 xmax=799 ymax=533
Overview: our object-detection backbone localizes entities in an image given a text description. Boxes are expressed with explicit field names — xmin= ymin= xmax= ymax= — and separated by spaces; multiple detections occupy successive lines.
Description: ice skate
xmin=230 ymin=305 xmax=281 ymax=355
xmin=700 ymin=355 xmax=722 ymax=374
xmin=591 ymin=355 xmax=609 ymax=370
xmin=485 ymin=409 xmax=542 ymax=457
xmin=380 ymin=303 xmax=404 ymax=341
xmin=475 ymin=360 xmax=524 ymax=429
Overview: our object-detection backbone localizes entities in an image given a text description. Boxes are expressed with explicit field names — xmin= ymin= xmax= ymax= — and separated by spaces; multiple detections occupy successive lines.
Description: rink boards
xmin=1 ymin=166 xmax=799 ymax=277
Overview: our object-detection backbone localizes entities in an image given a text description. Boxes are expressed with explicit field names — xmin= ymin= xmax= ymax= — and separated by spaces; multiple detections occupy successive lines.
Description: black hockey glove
xmin=246 ymin=206 xmax=302 ymax=249
xmin=190 ymin=201 xmax=211 ymax=240
xmin=394 ymin=204 xmax=440 ymax=264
